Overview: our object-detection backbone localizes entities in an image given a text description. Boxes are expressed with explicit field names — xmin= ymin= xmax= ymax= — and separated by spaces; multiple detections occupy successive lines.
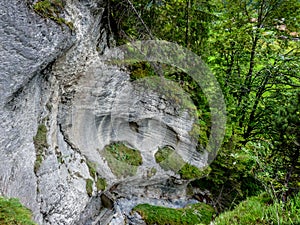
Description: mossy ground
xmin=155 ymin=146 xmax=210 ymax=180
xmin=0 ymin=197 xmax=36 ymax=225
xmin=33 ymin=124 xmax=48 ymax=173
xmin=103 ymin=142 xmax=142 ymax=178
xmin=133 ymin=203 xmax=215 ymax=225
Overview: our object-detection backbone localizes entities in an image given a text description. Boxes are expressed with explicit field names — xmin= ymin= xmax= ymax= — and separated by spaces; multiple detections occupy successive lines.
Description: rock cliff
xmin=0 ymin=0 xmax=206 ymax=224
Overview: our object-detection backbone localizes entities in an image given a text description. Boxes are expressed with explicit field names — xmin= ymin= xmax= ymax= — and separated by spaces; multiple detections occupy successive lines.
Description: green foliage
xmin=103 ymin=142 xmax=142 ymax=178
xmin=33 ymin=0 xmax=73 ymax=30
xmin=213 ymin=192 xmax=300 ymax=225
xmin=0 ymin=197 xmax=36 ymax=225
xmin=33 ymin=124 xmax=48 ymax=173
xmin=133 ymin=203 xmax=215 ymax=225
xmin=86 ymin=179 xmax=93 ymax=197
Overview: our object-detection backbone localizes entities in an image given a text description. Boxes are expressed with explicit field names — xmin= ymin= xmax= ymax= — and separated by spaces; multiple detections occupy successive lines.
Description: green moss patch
xmin=155 ymin=146 xmax=209 ymax=180
xmin=86 ymin=179 xmax=93 ymax=197
xmin=96 ymin=178 xmax=106 ymax=191
xmin=86 ymin=160 xmax=97 ymax=178
xmin=85 ymin=160 xmax=106 ymax=192
xmin=33 ymin=0 xmax=73 ymax=30
xmin=155 ymin=146 xmax=185 ymax=172
xmin=103 ymin=142 xmax=142 ymax=178
xmin=133 ymin=203 xmax=215 ymax=225
xmin=179 ymin=164 xmax=211 ymax=180
xmin=33 ymin=124 xmax=48 ymax=173
xmin=0 ymin=197 xmax=36 ymax=225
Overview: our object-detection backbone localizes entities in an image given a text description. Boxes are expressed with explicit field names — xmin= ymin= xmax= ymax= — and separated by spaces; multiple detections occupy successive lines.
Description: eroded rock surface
xmin=0 ymin=0 xmax=207 ymax=224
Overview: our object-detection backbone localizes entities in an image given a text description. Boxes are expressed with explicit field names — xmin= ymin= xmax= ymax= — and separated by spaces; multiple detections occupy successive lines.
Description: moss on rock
xmin=33 ymin=124 xmax=48 ymax=173
xmin=86 ymin=179 xmax=93 ymax=197
xmin=103 ymin=142 xmax=142 ymax=178
xmin=155 ymin=146 xmax=210 ymax=180
xmin=33 ymin=0 xmax=74 ymax=30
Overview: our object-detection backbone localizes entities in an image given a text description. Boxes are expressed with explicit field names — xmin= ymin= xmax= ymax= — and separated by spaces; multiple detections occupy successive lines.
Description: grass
xmin=0 ymin=197 xmax=36 ymax=225
xmin=103 ymin=142 xmax=143 ymax=178
xmin=213 ymin=192 xmax=300 ymax=225
xmin=33 ymin=124 xmax=48 ymax=173
xmin=33 ymin=0 xmax=74 ymax=30
xmin=155 ymin=146 xmax=209 ymax=180
xmin=133 ymin=203 xmax=215 ymax=225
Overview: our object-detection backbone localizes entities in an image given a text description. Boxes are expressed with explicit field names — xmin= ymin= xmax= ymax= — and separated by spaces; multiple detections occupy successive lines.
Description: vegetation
xmin=133 ymin=203 xmax=215 ymax=225
xmin=103 ymin=142 xmax=143 ymax=178
xmin=86 ymin=179 xmax=93 ymax=197
xmin=213 ymin=192 xmax=300 ymax=225
xmin=155 ymin=146 xmax=210 ymax=179
xmin=33 ymin=124 xmax=48 ymax=173
xmin=86 ymin=160 xmax=106 ymax=192
xmin=33 ymin=0 xmax=73 ymax=30
xmin=109 ymin=0 xmax=300 ymax=223
xmin=0 ymin=196 xmax=36 ymax=225
xmin=96 ymin=178 xmax=106 ymax=192
xmin=155 ymin=146 xmax=184 ymax=172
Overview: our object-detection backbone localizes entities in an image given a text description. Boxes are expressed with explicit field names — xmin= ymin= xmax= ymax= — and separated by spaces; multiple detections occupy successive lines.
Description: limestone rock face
xmin=0 ymin=0 xmax=207 ymax=224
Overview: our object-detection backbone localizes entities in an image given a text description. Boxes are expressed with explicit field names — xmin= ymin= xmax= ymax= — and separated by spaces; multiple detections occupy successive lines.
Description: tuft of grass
xmin=86 ymin=179 xmax=93 ymax=197
xmin=33 ymin=0 xmax=74 ymax=30
xmin=133 ymin=203 xmax=215 ymax=225
xmin=33 ymin=124 xmax=48 ymax=173
xmin=213 ymin=192 xmax=300 ymax=225
xmin=0 ymin=197 xmax=37 ymax=225
xmin=103 ymin=142 xmax=143 ymax=178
